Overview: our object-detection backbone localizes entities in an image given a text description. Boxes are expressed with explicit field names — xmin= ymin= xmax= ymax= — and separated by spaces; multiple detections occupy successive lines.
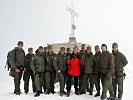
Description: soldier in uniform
xmin=44 ymin=47 xmax=48 ymax=55
xmin=100 ymin=44 xmax=115 ymax=100
xmin=112 ymin=43 xmax=128 ymax=100
xmin=79 ymin=46 xmax=94 ymax=95
xmin=66 ymin=48 xmax=71 ymax=73
xmin=9 ymin=41 xmax=25 ymax=95
xmin=42 ymin=46 xmax=48 ymax=93
xmin=44 ymin=45 xmax=56 ymax=94
xmin=23 ymin=48 xmax=36 ymax=94
xmin=53 ymin=47 xmax=67 ymax=96
xmin=93 ymin=45 xmax=102 ymax=97
xmin=79 ymin=44 xmax=86 ymax=90
xmin=30 ymin=46 xmax=45 ymax=97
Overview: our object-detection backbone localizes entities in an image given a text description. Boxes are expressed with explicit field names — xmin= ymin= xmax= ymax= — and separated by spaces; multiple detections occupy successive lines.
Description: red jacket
xmin=67 ymin=53 xmax=81 ymax=76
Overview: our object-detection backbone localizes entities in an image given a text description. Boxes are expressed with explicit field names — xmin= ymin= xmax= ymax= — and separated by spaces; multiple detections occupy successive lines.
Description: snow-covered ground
xmin=0 ymin=64 xmax=132 ymax=100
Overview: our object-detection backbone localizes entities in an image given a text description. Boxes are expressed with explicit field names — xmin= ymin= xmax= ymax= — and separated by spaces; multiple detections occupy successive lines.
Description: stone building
xmin=48 ymin=37 xmax=90 ymax=53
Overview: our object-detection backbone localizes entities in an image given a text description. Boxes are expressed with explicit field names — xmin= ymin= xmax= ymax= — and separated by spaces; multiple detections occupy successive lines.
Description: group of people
xmin=7 ymin=41 xmax=128 ymax=100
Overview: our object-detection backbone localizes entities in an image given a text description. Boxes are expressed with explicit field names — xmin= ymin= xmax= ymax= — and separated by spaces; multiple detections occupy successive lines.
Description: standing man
xmin=30 ymin=46 xmax=45 ymax=97
xmin=9 ymin=41 xmax=25 ymax=95
xmin=53 ymin=47 xmax=67 ymax=96
xmin=100 ymin=44 xmax=115 ymax=100
xmin=79 ymin=46 xmax=94 ymax=95
xmin=112 ymin=43 xmax=128 ymax=100
xmin=44 ymin=47 xmax=48 ymax=55
xmin=42 ymin=46 xmax=48 ymax=93
xmin=66 ymin=48 xmax=71 ymax=73
xmin=45 ymin=45 xmax=56 ymax=94
xmin=93 ymin=45 xmax=102 ymax=97
xmin=79 ymin=44 xmax=86 ymax=90
xmin=23 ymin=47 xmax=36 ymax=94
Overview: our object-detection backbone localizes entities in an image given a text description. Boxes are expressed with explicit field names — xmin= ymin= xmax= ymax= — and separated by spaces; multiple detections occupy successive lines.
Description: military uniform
xmin=93 ymin=51 xmax=102 ymax=96
xmin=9 ymin=47 xmax=25 ymax=95
xmin=44 ymin=51 xmax=56 ymax=94
xmin=30 ymin=49 xmax=45 ymax=96
xmin=53 ymin=50 xmax=67 ymax=96
xmin=112 ymin=43 xmax=128 ymax=100
xmin=42 ymin=48 xmax=48 ymax=92
xmin=100 ymin=50 xmax=115 ymax=100
xmin=79 ymin=49 xmax=86 ymax=90
xmin=23 ymin=53 xmax=36 ymax=93
xmin=80 ymin=51 xmax=94 ymax=95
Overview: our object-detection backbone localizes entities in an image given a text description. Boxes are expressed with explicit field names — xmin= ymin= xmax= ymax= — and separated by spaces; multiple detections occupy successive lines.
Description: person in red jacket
xmin=66 ymin=46 xmax=82 ymax=97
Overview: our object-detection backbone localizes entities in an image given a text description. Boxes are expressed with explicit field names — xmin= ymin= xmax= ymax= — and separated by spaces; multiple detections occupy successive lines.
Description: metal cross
xmin=66 ymin=1 xmax=79 ymax=37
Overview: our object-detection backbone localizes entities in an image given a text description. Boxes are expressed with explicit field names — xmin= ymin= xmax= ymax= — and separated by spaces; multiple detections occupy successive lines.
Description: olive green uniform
xmin=112 ymin=50 xmax=128 ymax=99
xmin=30 ymin=53 xmax=45 ymax=92
xmin=42 ymin=52 xmax=47 ymax=92
xmin=79 ymin=50 xmax=86 ymax=90
xmin=23 ymin=53 xmax=36 ymax=93
xmin=80 ymin=52 xmax=94 ymax=93
xmin=44 ymin=51 xmax=56 ymax=93
xmin=53 ymin=52 xmax=67 ymax=92
xmin=9 ymin=47 xmax=25 ymax=94
xmin=100 ymin=51 xmax=115 ymax=99
xmin=93 ymin=51 xmax=102 ymax=93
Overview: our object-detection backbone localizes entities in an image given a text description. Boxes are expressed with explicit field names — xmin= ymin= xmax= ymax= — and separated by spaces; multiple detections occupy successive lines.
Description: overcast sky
xmin=0 ymin=0 xmax=133 ymax=81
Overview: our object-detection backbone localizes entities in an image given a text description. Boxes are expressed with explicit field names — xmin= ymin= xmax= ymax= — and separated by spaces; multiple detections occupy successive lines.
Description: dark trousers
xmin=79 ymin=72 xmax=84 ymax=90
xmin=45 ymin=72 xmax=56 ymax=92
xmin=112 ymin=76 xmax=123 ymax=98
xmin=94 ymin=73 xmax=101 ymax=92
xmin=66 ymin=75 xmax=79 ymax=91
xmin=23 ymin=70 xmax=36 ymax=92
xmin=34 ymin=72 xmax=44 ymax=92
xmin=12 ymin=70 xmax=23 ymax=94
xmin=81 ymin=73 xmax=94 ymax=92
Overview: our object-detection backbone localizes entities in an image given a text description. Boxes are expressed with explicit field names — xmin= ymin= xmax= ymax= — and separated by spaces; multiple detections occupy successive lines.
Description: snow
xmin=0 ymin=64 xmax=132 ymax=100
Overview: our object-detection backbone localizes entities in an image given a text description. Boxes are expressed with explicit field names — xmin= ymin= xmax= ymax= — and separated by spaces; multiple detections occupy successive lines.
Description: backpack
xmin=5 ymin=50 xmax=17 ymax=71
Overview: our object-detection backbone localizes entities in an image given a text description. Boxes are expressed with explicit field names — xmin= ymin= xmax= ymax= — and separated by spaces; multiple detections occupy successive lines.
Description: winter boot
xmin=60 ymin=91 xmax=66 ymax=97
xmin=94 ymin=91 xmax=100 ymax=97
xmin=79 ymin=89 xmax=86 ymax=95
xmin=89 ymin=91 xmax=93 ymax=95
xmin=46 ymin=89 xmax=50 ymax=95
xmin=34 ymin=91 xmax=41 ymax=97
xmin=75 ymin=89 xmax=79 ymax=95
xmin=66 ymin=90 xmax=70 ymax=97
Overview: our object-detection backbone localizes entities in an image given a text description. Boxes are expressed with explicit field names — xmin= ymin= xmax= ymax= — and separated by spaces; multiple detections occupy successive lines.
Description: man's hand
xmin=24 ymin=68 xmax=26 ymax=72
xmin=57 ymin=70 xmax=61 ymax=73
xmin=15 ymin=68 xmax=20 ymax=73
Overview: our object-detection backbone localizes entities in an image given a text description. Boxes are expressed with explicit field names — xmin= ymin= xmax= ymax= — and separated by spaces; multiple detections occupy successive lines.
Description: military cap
xmin=60 ymin=47 xmax=65 ymax=51
xmin=101 ymin=44 xmax=107 ymax=49
xmin=87 ymin=46 xmax=91 ymax=50
xmin=48 ymin=45 xmax=52 ymax=49
xmin=17 ymin=41 xmax=23 ymax=46
xmin=81 ymin=44 xmax=85 ymax=49
xmin=112 ymin=43 xmax=118 ymax=48
xmin=38 ymin=46 xmax=43 ymax=50
xmin=28 ymin=47 xmax=33 ymax=51
xmin=44 ymin=47 xmax=48 ymax=50
xmin=67 ymin=48 xmax=71 ymax=51
xmin=95 ymin=45 xmax=99 ymax=48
